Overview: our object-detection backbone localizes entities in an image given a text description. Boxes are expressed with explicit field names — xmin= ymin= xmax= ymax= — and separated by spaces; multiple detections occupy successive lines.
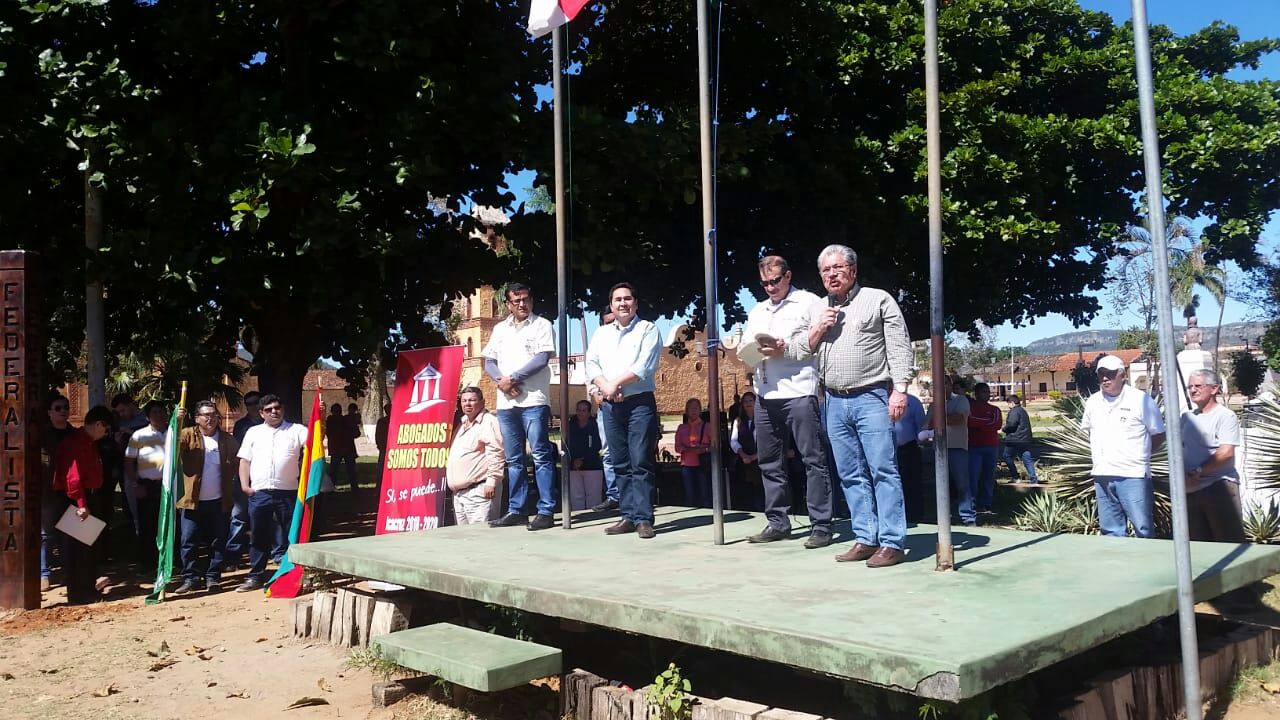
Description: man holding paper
xmin=742 ymin=255 xmax=834 ymax=548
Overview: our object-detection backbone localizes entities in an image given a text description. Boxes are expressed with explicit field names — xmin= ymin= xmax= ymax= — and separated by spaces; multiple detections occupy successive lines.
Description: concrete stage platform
xmin=289 ymin=508 xmax=1280 ymax=701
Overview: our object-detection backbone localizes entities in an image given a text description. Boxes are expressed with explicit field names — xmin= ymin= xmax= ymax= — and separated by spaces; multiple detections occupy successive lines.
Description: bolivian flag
xmin=265 ymin=390 xmax=327 ymax=598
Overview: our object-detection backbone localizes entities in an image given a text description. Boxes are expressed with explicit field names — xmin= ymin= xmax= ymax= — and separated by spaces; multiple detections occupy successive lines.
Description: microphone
xmin=825 ymin=294 xmax=841 ymax=340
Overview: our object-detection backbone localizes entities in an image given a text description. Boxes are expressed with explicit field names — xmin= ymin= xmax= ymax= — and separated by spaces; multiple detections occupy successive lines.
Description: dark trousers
xmin=329 ymin=454 xmax=358 ymax=492
xmin=179 ymin=500 xmax=229 ymax=581
xmin=248 ymin=489 xmax=295 ymax=581
xmin=896 ymin=441 xmax=923 ymax=524
xmin=1187 ymin=481 xmax=1246 ymax=543
xmin=135 ymin=479 xmax=161 ymax=572
xmin=755 ymin=395 xmax=833 ymax=532
xmin=601 ymin=392 xmax=659 ymax=525
xmin=681 ymin=466 xmax=710 ymax=508
xmin=60 ymin=491 xmax=102 ymax=604
xmin=225 ymin=483 xmax=249 ymax=563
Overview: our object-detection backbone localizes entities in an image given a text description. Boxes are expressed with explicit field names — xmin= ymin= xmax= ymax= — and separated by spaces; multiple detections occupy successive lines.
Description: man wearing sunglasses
xmin=741 ymin=255 xmax=834 ymax=549
xmin=1080 ymin=355 xmax=1165 ymax=538
xmin=235 ymin=394 xmax=308 ymax=591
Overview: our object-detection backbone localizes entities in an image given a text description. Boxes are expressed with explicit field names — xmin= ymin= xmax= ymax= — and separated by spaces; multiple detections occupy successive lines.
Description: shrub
xmin=1244 ymin=501 xmax=1280 ymax=544
xmin=1229 ymin=350 xmax=1266 ymax=398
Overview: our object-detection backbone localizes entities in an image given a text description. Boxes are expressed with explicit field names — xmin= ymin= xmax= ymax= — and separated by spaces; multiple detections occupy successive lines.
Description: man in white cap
xmin=1080 ymin=354 xmax=1165 ymax=538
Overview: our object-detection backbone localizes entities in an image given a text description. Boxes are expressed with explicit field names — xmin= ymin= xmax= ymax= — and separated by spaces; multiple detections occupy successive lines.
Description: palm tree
xmin=1170 ymin=237 xmax=1228 ymax=366
xmin=1118 ymin=216 xmax=1229 ymax=370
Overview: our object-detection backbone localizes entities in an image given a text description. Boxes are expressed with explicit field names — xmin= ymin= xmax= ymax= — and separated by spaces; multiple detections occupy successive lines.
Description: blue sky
xmin=511 ymin=1 xmax=1278 ymax=353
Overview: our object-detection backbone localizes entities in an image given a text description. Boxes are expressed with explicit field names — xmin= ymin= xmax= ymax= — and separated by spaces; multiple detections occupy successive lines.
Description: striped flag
xmin=527 ymin=0 xmax=590 ymax=38
xmin=145 ymin=384 xmax=186 ymax=604
xmin=265 ymin=390 xmax=327 ymax=598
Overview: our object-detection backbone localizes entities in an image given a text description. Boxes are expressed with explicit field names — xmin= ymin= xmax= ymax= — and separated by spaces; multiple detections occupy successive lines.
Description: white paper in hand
xmin=55 ymin=505 xmax=106 ymax=546
xmin=736 ymin=338 xmax=766 ymax=368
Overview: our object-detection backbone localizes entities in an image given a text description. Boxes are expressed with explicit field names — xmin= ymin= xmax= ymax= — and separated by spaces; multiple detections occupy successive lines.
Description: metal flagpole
xmin=553 ymin=26 xmax=573 ymax=530
xmin=924 ymin=0 xmax=954 ymax=571
xmin=696 ymin=0 xmax=724 ymax=545
xmin=1129 ymin=1 xmax=1201 ymax=716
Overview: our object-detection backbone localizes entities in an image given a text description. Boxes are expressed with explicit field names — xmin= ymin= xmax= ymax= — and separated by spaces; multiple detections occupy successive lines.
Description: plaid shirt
xmin=794 ymin=284 xmax=913 ymax=391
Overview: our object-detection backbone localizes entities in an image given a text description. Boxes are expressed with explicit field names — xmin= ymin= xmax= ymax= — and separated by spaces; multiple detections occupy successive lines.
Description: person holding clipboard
xmin=52 ymin=405 xmax=115 ymax=604
xmin=742 ymin=255 xmax=835 ymax=549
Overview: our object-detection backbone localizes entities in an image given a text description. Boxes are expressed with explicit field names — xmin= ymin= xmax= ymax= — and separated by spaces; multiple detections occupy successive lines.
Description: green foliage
xmin=1229 ymin=351 xmax=1267 ymax=398
xmin=1050 ymin=394 xmax=1083 ymax=422
xmin=1012 ymin=490 xmax=1098 ymax=535
xmin=346 ymin=647 xmax=409 ymax=682
xmin=1117 ymin=327 xmax=1157 ymax=352
xmin=510 ymin=0 xmax=1280 ymax=338
xmin=1 ymin=0 xmax=538 ymax=413
xmin=1069 ymin=363 xmax=1101 ymax=398
xmin=1243 ymin=398 xmax=1280 ymax=491
xmin=1243 ymin=501 xmax=1280 ymax=545
xmin=646 ymin=663 xmax=693 ymax=720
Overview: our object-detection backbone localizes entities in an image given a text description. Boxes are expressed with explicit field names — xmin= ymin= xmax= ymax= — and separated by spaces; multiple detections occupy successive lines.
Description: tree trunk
xmin=249 ymin=309 xmax=321 ymax=422
xmin=84 ymin=168 xmax=106 ymax=407
xmin=1214 ymin=300 xmax=1226 ymax=372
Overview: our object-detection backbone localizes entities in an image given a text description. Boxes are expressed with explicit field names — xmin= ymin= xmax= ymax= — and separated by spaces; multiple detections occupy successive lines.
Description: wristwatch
xmin=893 ymin=382 xmax=908 ymax=394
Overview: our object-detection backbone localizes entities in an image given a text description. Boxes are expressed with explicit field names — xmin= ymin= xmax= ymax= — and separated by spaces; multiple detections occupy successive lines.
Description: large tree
xmin=3 ymin=0 xmax=543 ymax=415
xmin=510 ymin=0 xmax=1280 ymax=338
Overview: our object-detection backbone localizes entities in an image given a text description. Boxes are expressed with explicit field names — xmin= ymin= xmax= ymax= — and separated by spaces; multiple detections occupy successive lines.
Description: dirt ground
xmin=0 ymin=575 xmax=393 ymax=720
xmin=4 ymin=472 xmax=1279 ymax=720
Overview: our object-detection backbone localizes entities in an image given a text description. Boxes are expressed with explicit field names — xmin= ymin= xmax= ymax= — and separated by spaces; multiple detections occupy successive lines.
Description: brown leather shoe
xmin=866 ymin=547 xmax=905 ymax=568
xmin=636 ymin=522 xmax=655 ymax=539
xmin=834 ymin=543 xmax=879 ymax=563
xmin=605 ymin=519 xmax=636 ymax=535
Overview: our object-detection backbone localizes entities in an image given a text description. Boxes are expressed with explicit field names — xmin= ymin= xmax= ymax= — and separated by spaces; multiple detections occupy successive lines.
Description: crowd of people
xmin=38 ymin=246 xmax=1249 ymax=605
xmin=471 ymin=243 xmax=1251 ymax=562
xmin=39 ymin=389 xmax=380 ymax=604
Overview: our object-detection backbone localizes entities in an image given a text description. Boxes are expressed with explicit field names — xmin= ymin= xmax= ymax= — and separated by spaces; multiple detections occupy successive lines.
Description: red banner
xmin=375 ymin=346 xmax=464 ymax=534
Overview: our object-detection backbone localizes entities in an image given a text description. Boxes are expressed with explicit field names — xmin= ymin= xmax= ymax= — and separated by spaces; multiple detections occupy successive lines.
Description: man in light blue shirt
xmin=892 ymin=392 xmax=926 ymax=524
xmin=585 ymin=282 xmax=662 ymax=539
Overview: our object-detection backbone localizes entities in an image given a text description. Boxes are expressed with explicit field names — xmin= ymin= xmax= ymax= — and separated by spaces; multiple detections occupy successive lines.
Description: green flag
xmin=145 ymin=402 xmax=185 ymax=604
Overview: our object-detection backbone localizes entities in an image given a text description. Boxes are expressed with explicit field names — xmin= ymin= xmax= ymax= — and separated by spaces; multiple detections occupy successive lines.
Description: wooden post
xmin=0 ymin=251 xmax=41 ymax=610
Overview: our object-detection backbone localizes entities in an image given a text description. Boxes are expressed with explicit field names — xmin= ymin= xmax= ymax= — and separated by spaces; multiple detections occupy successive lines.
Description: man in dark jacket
xmin=1001 ymin=394 xmax=1038 ymax=484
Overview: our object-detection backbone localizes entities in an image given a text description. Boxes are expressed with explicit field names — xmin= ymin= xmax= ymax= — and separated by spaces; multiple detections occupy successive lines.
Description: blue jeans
xmin=969 ymin=445 xmax=998 ymax=511
xmin=681 ymin=466 xmax=710 ymax=508
xmin=1094 ymin=476 xmax=1154 ymax=538
xmin=248 ymin=489 xmax=295 ymax=581
xmin=497 ymin=405 xmax=558 ymax=517
xmin=948 ymin=448 xmax=975 ymax=524
xmin=1002 ymin=444 xmax=1038 ymax=483
xmin=598 ymin=411 xmax=619 ymax=501
xmin=601 ymin=393 xmax=659 ymax=524
xmin=225 ymin=483 xmax=250 ymax=562
xmin=179 ymin=499 xmax=228 ymax=582
xmin=825 ymin=387 xmax=906 ymax=550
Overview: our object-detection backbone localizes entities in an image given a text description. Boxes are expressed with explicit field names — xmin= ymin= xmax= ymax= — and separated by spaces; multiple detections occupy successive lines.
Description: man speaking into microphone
xmin=794 ymin=244 xmax=914 ymax=568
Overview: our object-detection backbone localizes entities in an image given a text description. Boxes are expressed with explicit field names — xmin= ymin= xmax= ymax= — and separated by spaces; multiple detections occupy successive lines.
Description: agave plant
xmin=1013 ymin=491 xmax=1076 ymax=534
xmin=1243 ymin=501 xmax=1280 ymax=545
xmin=1242 ymin=398 xmax=1280 ymax=490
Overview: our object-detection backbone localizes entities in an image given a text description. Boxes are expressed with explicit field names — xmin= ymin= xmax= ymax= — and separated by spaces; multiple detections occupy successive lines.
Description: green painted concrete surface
xmin=290 ymin=508 xmax=1280 ymax=701
xmin=371 ymin=623 xmax=563 ymax=692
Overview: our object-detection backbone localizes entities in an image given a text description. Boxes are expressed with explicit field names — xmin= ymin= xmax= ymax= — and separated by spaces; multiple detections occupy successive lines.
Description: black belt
xmin=826 ymin=381 xmax=889 ymax=398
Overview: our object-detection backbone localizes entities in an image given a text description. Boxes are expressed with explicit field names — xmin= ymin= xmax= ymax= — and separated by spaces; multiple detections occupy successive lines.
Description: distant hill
xmin=1025 ymin=321 xmax=1269 ymax=355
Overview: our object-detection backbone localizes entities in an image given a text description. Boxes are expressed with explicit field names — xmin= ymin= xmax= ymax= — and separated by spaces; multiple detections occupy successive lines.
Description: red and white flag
xmin=527 ymin=0 xmax=590 ymax=38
